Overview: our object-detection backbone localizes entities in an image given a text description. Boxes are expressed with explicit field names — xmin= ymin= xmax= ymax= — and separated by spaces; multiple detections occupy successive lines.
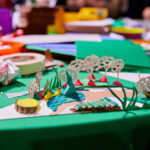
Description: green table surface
xmin=1 ymin=66 xmax=150 ymax=150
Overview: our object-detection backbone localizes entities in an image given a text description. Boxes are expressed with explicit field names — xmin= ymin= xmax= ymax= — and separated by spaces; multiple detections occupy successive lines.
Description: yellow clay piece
xmin=17 ymin=98 xmax=39 ymax=108
xmin=53 ymin=89 xmax=62 ymax=97
xmin=44 ymin=91 xmax=53 ymax=100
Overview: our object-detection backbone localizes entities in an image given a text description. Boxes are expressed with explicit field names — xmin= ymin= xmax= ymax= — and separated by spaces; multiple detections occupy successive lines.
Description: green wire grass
xmin=48 ymin=67 xmax=61 ymax=90
xmin=108 ymin=87 xmax=139 ymax=111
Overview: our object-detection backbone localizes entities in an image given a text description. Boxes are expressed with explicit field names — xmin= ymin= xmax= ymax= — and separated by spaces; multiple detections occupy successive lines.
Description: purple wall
xmin=0 ymin=8 xmax=12 ymax=34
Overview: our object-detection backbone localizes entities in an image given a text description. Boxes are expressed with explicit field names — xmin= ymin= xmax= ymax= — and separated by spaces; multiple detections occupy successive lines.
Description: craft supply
xmin=29 ymin=79 xmax=38 ymax=98
xmin=71 ymin=97 xmax=121 ymax=112
xmin=57 ymin=69 xmax=78 ymax=83
xmin=76 ymin=40 xmax=150 ymax=69
xmin=36 ymin=66 xmax=42 ymax=92
xmin=87 ymin=79 xmax=95 ymax=86
xmin=64 ymin=18 xmax=113 ymax=34
xmin=0 ymin=53 xmax=45 ymax=75
xmin=0 ymin=40 xmax=23 ymax=56
xmin=44 ymin=50 xmax=56 ymax=68
xmin=59 ymin=63 xmax=64 ymax=67
xmin=98 ymin=56 xmax=114 ymax=82
xmin=64 ymin=71 xmax=79 ymax=99
xmin=47 ymin=72 xmax=85 ymax=111
xmin=53 ymin=87 xmax=62 ymax=97
xmin=98 ymin=75 xmax=107 ymax=82
xmin=13 ymin=34 xmax=101 ymax=44
xmin=15 ymin=98 xmax=40 ymax=114
xmin=111 ymin=26 xmax=145 ymax=39
xmin=6 ymin=91 xmax=29 ymax=99
xmin=68 ymin=59 xmax=83 ymax=86
xmin=136 ymin=76 xmax=150 ymax=98
xmin=44 ymin=90 xmax=53 ymax=101
xmin=6 ymin=88 xmax=44 ymax=99
xmin=138 ymin=72 xmax=141 ymax=80
xmin=111 ymin=59 xmax=124 ymax=86
xmin=0 ymin=60 xmax=20 ymax=85
xmin=82 ymin=55 xmax=100 ymax=80
xmin=43 ymin=80 xmax=50 ymax=96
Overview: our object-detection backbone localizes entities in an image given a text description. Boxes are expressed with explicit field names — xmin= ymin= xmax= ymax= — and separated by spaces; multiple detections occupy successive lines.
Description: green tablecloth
xmin=1 ymin=66 xmax=150 ymax=150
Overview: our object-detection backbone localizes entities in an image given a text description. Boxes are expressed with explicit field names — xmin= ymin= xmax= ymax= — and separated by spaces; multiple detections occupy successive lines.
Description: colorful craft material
xmin=76 ymin=40 xmax=150 ymax=69
xmin=44 ymin=90 xmax=53 ymax=101
xmin=0 ymin=60 xmax=19 ymax=85
xmin=111 ymin=59 xmax=124 ymax=86
xmin=98 ymin=75 xmax=107 ymax=83
xmin=15 ymin=98 xmax=40 ymax=114
xmin=64 ymin=71 xmax=79 ymax=99
xmin=74 ymin=79 xmax=83 ymax=86
xmin=59 ymin=63 xmax=64 ymax=67
xmin=53 ymin=87 xmax=62 ymax=97
xmin=113 ymin=81 xmax=123 ymax=86
xmin=87 ymin=74 xmax=96 ymax=80
xmin=136 ymin=76 xmax=150 ymax=98
xmin=47 ymin=91 xmax=85 ymax=111
xmin=0 ymin=40 xmax=23 ymax=56
xmin=87 ymin=79 xmax=95 ymax=87
xmin=68 ymin=59 xmax=83 ymax=86
xmin=71 ymin=97 xmax=120 ymax=112
xmin=0 ymin=53 xmax=45 ymax=75
xmin=111 ymin=26 xmax=145 ymax=39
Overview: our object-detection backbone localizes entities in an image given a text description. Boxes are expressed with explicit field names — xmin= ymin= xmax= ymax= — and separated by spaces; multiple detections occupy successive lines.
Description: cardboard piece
xmin=0 ymin=88 xmax=134 ymax=120
xmin=44 ymin=49 xmax=56 ymax=68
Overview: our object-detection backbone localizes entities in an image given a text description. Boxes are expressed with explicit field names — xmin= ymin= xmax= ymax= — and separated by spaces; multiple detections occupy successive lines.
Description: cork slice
xmin=15 ymin=98 xmax=40 ymax=114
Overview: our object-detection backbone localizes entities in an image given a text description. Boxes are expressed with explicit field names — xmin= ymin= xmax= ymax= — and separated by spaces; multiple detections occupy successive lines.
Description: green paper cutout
xmin=33 ymin=93 xmax=41 ymax=100
xmin=92 ymin=101 xmax=101 ymax=108
xmin=108 ymin=87 xmax=138 ymax=111
xmin=48 ymin=69 xmax=61 ymax=90
xmin=81 ymin=102 xmax=88 ymax=108
xmin=64 ymin=71 xmax=78 ymax=99
xmin=100 ymin=98 xmax=111 ymax=107
xmin=87 ymin=101 xmax=95 ymax=108
xmin=76 ymin=40 xmax=150 ymax=69
xmin=76 ymin=103 xmax=82 ymax=110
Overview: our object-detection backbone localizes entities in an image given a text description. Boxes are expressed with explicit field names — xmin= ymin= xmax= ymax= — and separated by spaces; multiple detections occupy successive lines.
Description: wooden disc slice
xmin=15 ymin=98 xmax=40 ymax=114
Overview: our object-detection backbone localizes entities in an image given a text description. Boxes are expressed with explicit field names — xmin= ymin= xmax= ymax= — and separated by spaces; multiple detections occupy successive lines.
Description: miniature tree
xmin=36 ymin=66 xmax=42 ymax=92
xmin=64 ymin=71 xmax=78 ymax=99
xmin=42 ymin=80 xmax=50 ymax=96
xmin=82 ymin=55 xmax=99 ymax=80
xmin=81 ymin=55 xmax=99 ymax=86
xmin=29 ymin=79 xmax=38 ymax=98
xmin=57 ymin=69 xmax=78 ymax=87
xmin=136 ymin=76 xmax=150 ymax=98
xmin=111 ymin=59 xmax=124 ymax=86
xmin=98 ymin=56 xmax=114 ymax=82
xmin=68 ymin=59 xmax=83 ymax=86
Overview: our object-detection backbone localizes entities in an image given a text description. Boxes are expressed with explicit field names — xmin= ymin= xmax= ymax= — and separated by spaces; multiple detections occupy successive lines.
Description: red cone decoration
xmin=63 ymin=82 xmax=67 ymax=88
xmin=113 ymin=81 xmax=123 ymax=86
xmin=87 ymin=79 xmax=95 ymax=86
xmin=38 ymin=92 xmax=44 ymax=100
xmin=87 ymin=74 xmax=96 ymax=80
xmin=98 ymin=75 xmax=107 ymax=83
xmin=74 ymin=79 xmax=83 ymax=86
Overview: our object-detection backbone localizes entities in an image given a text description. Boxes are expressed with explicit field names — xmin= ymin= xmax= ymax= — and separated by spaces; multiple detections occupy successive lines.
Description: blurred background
xmin=1 ymin=0 xmax=150 ymax=41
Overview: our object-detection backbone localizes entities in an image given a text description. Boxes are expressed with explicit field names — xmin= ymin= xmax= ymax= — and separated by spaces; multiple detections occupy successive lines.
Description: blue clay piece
xmin=47 ymin=91 xmax=85 ymax=111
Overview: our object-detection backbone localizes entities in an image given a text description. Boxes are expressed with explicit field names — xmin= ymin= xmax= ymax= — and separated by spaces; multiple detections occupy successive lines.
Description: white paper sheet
xmin=101 ymin=72 xmax=150 ymax=83
xmin=13 ymin=34 xmax=101 ymax=44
